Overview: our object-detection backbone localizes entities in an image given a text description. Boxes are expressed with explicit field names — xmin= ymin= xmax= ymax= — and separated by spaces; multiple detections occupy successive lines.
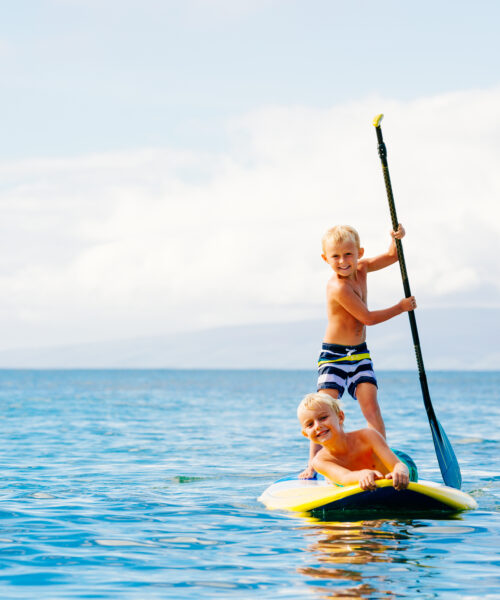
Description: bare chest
xmin=336 ymin=447 xmax=380 ymax=471
xmin=346 ymin=271 xmax=367 ymax=302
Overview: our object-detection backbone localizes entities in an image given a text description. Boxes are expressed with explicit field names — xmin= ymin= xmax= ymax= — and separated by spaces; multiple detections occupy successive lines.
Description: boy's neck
xmin=322 ymin=430 xmax=349 ymax=454
xmin=335 ymin=271 xmax=358 ymax=283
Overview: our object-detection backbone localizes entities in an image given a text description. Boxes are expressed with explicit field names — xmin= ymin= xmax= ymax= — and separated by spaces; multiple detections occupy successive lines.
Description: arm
xmin=299 ymin=440 xmax=322 ymax=479
xmin=386 ymin=462 xmax=410 ymax=490
xmin=360 ymin=224 xmax=405 ymax=273
xmin=312 ymin=454 xmax=384 ymax=491
xmin=333 ymin=283 xmax=416 ymax=326
xmin=365 ymin=430 xmax=410 ymax=490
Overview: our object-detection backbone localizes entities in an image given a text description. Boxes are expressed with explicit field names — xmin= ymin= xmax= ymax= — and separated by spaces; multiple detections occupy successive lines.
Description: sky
xmin=1 ymin=0 xmax=500 ymax=352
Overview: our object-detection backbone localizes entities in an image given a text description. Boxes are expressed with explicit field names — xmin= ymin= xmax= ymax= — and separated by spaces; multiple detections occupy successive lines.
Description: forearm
xmin=339 ymin=468 xmax=384 ymax=490
xmin=365 ymin=225 xmax=405 ymax=272
xmin=309 ymin=441 xmax=322 ymax=462
xmin=322 ymin=467 xmax=371 ymax=486
xmin=387 ymin=236 xmax=399 ymax=261
xmin=363 ymin=302 xmax=404 ymax=326
xmin=337 ymin=470 xmax=367 ymax=485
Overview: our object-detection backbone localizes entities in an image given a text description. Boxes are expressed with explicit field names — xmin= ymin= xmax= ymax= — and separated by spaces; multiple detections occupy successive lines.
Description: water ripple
xmin=0 ymin=369 xmax=498 ymax=599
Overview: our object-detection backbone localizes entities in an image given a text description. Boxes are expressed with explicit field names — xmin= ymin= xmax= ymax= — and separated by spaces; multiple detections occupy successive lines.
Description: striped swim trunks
xmin=317 ymin=342 xmax=377 ymax=399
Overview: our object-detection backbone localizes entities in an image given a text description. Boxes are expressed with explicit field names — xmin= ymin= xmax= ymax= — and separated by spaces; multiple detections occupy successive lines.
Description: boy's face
xmin=298 ymin=403 xmax=345 ymax=445
xmin=322 ymin=239 xmax=364 ymax=278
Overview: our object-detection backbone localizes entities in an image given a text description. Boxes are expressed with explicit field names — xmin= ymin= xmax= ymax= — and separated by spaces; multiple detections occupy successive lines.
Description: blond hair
xmin=297 ymin=392 xmax=343 ymax=418
xmin=322 ymin=225 xmax=360 ymax=253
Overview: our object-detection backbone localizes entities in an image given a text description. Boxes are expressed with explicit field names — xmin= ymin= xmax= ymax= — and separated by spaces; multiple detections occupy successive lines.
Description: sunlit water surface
xmin=0 ymin=369 xmax=498 ymax=599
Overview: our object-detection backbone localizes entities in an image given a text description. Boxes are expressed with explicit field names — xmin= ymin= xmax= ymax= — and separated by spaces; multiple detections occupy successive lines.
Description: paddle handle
xmin=373 ymin=116 xmax=438 ymax=426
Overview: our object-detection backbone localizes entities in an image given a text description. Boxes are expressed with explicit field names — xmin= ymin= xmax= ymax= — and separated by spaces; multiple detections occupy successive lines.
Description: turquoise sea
xmin=0 ymin=369 xmax=498 ymax=599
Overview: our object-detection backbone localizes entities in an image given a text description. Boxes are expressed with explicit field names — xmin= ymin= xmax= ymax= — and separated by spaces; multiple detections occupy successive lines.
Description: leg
xmin=318 ymin=387 xmax=340 ymax=401
xmin=355 ymin=382 xmax=386 ymax=439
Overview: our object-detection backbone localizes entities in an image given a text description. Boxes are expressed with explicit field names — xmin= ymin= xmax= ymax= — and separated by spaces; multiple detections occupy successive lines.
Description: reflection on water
xmin=297 ymin=517 xmax=455 ymax=599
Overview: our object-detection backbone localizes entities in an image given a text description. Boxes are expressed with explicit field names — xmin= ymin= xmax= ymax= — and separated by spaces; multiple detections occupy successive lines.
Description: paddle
xmin=372 ymin=114 xmax=462 ymax=490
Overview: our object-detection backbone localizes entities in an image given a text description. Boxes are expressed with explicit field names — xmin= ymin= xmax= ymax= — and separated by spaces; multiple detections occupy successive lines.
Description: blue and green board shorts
xmin=317 ymin=342 xmax=377 ymax=399
xmin=392 ymin=449 xmax=418 ymax=482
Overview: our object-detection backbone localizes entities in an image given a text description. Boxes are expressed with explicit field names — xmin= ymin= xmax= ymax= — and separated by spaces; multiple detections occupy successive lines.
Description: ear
xmin=338 ymin=410 xmax=345 ymax=425
xmin=358 ymin=247 xmax=364 ymax=259
xmin=301 ymin=430 xmax=309 ymax=438
xmin=321 ymin=253 xmax=328 ymax=263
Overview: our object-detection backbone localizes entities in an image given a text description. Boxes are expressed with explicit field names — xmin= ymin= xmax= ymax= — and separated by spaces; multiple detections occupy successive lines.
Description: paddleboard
xmin=259 ymin=474 xmax=478 ymax=517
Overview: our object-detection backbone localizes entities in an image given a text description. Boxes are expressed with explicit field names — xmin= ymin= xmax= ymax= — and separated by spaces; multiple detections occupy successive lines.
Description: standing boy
xmin=300 ymin=224 xmax=416 ymax=478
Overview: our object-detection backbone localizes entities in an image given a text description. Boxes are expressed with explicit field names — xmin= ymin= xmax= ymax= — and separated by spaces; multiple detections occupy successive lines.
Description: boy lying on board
xmin=300 ymin=223 xmax=416 ymax=479
xmin=297 ymin=392 xmax=418 ymax=491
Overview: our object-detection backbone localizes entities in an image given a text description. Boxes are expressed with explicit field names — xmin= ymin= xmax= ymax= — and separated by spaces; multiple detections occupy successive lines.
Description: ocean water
xmin=0 ymin=369 xmax=498 ymax=599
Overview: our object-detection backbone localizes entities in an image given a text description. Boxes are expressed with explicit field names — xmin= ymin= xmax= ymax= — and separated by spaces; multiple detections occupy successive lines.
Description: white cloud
xmin=1 ymin=88 xmax=500 ymax=349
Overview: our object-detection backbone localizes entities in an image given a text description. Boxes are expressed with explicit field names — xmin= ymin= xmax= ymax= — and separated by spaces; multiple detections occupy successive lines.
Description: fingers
xmin=391 ymin=223 xmax=406 ymax=239
xmin=360 ymin=478 xmax=376 ymax=491
xmin=401 ymin=296 xmax=417 ymax=312
xmin=360 ymin=470 xmax=384 ymax=491
xmin=359 ymin=473 xmax=374 ymax=490
xmin=298 ymin=466 xmax=316 ymax=479
xmin=388 ymin=470 xmax=410 ymax=490
xmin=394 ymin=475 xmax=409 ymax=490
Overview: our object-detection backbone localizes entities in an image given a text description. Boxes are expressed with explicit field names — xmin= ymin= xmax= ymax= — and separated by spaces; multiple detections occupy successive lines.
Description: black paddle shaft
xmin=374 ymin=124 xmax=440 ymax=430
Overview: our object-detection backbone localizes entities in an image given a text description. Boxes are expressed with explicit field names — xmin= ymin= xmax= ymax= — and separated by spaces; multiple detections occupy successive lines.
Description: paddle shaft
xmin=373 ymin=124 xmax=440 ymax=429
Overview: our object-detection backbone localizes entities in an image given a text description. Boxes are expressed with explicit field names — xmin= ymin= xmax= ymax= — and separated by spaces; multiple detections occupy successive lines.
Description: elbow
xmin=386 ymin=251 xmax=398 ymax=265
xmin=363 ymin=315 xmax=377 ymax=326
xmin=337 ymin=473 xmax=351 ymax=485
xmin=311 ymin=456 xmax=321 ymax=472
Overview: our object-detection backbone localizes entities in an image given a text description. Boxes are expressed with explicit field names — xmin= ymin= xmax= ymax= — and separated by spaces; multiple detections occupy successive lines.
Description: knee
xmin=318 ymin=388 xmax=340 ymax=400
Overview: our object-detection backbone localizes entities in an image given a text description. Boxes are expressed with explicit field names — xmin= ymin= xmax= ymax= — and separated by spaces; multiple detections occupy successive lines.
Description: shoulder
xmin=326 ymin=276 xmax=351 ymax=296
xmin=326 ymin=274 xmax=341 ymax=288
xmin=356 ymin=260 xmax=369 ymax=276
xmin=326 ymin=276 xmax=343 ymax=297
xmin=355 ymin=428 xmax=385 ymax=445
xmin=312 ymin=447 xmax=338 ymax=468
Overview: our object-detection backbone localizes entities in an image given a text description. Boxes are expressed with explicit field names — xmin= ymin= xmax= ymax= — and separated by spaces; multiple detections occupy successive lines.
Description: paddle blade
xmin=430 ymin=418 xmax=462 ymax=489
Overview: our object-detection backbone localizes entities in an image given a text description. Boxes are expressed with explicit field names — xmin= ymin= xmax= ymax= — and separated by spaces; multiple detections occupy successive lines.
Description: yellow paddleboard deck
xmin=259 ymin=476 xmax=477 ymax=516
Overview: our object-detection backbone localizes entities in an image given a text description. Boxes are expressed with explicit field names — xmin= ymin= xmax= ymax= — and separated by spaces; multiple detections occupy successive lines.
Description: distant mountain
xmin=0 ymin=308 xmax=498 ymax=369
